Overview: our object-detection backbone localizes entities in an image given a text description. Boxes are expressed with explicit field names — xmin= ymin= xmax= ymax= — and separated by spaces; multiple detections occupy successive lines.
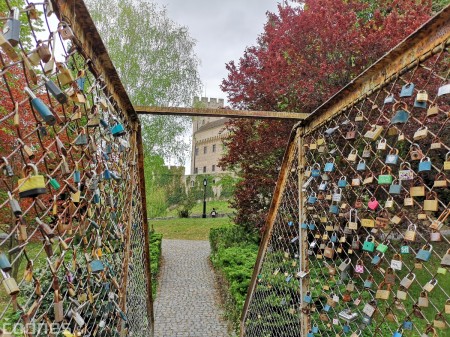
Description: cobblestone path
xmin=154 ymin=239 xmax=230 ymax=337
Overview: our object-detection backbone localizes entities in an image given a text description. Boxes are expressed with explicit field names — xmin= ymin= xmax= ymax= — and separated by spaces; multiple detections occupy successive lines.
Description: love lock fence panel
xmin=242 ymin=6 xmax=450 ymax=337
xmin=0 ymin=0 xmax=153 ymax=336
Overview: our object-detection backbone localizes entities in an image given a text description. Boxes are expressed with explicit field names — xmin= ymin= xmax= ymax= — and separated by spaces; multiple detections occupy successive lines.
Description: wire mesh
xmin=0 ymin=1 xmax=152 ymax=336
xmin=242 ymin=11 xmax=450 ymax=337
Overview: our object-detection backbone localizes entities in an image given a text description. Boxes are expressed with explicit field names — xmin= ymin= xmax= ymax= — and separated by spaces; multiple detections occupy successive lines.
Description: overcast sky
xmin=154 ymin=0 xmax=281 ymax=104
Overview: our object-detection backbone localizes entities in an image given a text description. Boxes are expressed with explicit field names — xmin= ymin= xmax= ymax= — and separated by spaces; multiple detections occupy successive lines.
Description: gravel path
xmin=154 ymin=239 xmax=229 ymax=337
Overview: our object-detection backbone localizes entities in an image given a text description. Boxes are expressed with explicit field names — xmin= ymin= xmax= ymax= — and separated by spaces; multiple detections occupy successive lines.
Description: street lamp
xmin=202 ymin=178 xmax=207 ymax=218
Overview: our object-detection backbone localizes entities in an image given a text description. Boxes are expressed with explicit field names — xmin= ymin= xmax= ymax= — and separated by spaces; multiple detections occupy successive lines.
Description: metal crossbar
xmin=0 ymin=1 xmax=153 ymax=337
xmin=242 ymin=6 xmax=450 ymax=337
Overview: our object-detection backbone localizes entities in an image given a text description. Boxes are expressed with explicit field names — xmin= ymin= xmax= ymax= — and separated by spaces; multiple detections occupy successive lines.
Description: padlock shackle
xmin=24 ymin=87 xmax=37 ymax=100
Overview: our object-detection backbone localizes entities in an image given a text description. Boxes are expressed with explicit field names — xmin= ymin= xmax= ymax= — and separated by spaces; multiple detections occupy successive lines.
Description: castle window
xmin=212 ymin=165 xmax=216 ymax=172
xmin=191 ymin=180 xmax=195 ymax=187
xmin=212 ymin=144 xmax=216 ymax=152
xmin=203 ymin=166 xmax=206 ymax=173
xmin=195 ymin=147 xmax=199 ymax=156
xmin=194 ymin=167 xmax=198 ymax=174
xmin=203 ymin=146 xmax=207 ymax=154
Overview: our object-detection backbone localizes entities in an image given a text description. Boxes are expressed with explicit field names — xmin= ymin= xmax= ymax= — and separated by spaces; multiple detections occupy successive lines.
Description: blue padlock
xmin=403 ymin=320 xmax=413 ymax=330
xmin=100 ymin=118 xmax=109 ymax=128
xmin=76 ymin=76 xmax=86 ymax=91
xmin=308 ymin=222 xmax=316 ymax=230
xmin=73 ymin=168 xmax=81 ymax=184
xmin=330 ymin=232 xmax=338 ymax=243
xmin=323 ymin=304 xmax=331 ymax=312
xmin=24 ymin=87 xmax=56 ymax=125
xmin=324 ymin=160 xmax=335 ymax=172
xmin=385 ymin=150 xmax=399 ymax=165
xmin=384 ymin=94 xmax=395 ymax=104
xmin=391 ymin=102 xmax=410 ymax=124
xmin=413 ymin=98 xmax=427 ymax=109
xmin=357 ymin=160 xmax=366 ymax=171
xmin=329 ymin=204 xmax=339 ymax=214
xmin=104 ymin=168 xmax=111 ymax=180
xmin=307 ymin=331 xmax=314 ymax=337
xmin=343 ymin=324 xmax=350 ymax=333
xmin=111 ymin=123 xmax=126 ymax=137
xmin=102 ymin=151 xmax=109 ymax=161
xmin=416 ymin=244 xmax=433 ymax=261
xmin=364 ymin=277 xmax=373 ymax=288
xmin=93 ymin=190 xmax=100 ymax=204
xmin=312 ymin=325 xmax=319 ymax=333
xmin=303 ymin=291 xmax=312 ymax=303
xmin=400 ymin=82 xmax=414 ymax=97
xmin=338 ymin=176 xmax=347 ymax=188
xmin=311 ymin=164 xmax=320 ymax=178
xmin=301 ymin=222 xmax=308 ymax=229
xmin=288 ymin=221 xmax=294 ymax=227
xmin=418 ymin=157 xmax=432 ymax=172
xmin=389 ymin=182 xmax=402 ymax=195
xmin=393 ymin=330 xmax=403 ymax=337
xmin=308 ymin=193 xmax=317 ymax=204
xmin=371 ymin=253 xmax=383 ymax=265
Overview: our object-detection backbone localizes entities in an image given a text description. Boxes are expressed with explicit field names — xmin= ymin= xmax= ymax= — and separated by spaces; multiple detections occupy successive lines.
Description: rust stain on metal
xmin=135 ymin=106 xmax=307 ymax=120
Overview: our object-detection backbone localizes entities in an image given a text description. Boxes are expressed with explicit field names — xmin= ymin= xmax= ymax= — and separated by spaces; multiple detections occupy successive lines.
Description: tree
xmin=220 ymin=0 xmax=436 ymax=232
xmin=86 ymin=0 xmax=202 ymax=162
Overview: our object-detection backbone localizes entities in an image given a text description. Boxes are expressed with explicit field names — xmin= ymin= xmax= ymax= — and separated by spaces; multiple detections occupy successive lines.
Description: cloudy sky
xmin=154 ymin=0 xmax=281 ymax=104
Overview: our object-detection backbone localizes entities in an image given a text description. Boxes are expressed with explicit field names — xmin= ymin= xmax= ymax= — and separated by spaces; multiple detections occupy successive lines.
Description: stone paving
xmin=154 ymin=239 xmax=230 ymax=337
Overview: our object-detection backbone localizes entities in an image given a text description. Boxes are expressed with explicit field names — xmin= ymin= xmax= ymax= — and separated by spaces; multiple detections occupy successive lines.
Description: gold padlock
xmin=56 ymin=62 xmax=75 ymax=85
xmin=413 ymin=126 xmax=428 ymax=140
xmin=364 ymin=124 xmax=383 ymax=141
xmin=404 ymin=224 xmax=417 ymax=241
xmin=444 ymin=151 xmax=450 ymax=170
xmin=1 ymin=271 xmax=20 ymax=295
xmin=416 ymin=90 xmax=428 ymax=102
xmin=18 ymin=164 xmax=46 ymax=198
xmin=423 ymin=192 xmax=438 ymax=212
xmin=445 ymin=299 xmax=450 ymax=314
xmin=441 ymin=249 xmax=450 ymax=267
xmin=433 ymin=313 xmax=446 ymax=329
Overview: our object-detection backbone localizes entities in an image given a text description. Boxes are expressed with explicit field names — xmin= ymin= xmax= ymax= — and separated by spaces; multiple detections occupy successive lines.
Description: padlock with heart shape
xmin=368 ymin=197 xmax=379 ymax=210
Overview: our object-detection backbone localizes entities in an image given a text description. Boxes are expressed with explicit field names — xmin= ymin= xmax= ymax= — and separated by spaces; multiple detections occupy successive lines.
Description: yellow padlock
xmin=416 ymin=90 xmax=428 ymax=102
xmin=444 ymin=152 xmax=450 ymax=171
xmin=18 ymin=164 xmax=46 ymax=198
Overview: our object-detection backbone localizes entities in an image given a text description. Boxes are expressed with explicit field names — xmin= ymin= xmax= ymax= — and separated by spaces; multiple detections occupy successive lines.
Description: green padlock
xmin=378 ymin=166 xmax=393 ymax=185
xmin=376 ymin=240 xmax=389 ymax=253
xmin=363 ymin=235 xmax=375 ymax=252
xmin=47 ymin=175 xmax=60 ymax=190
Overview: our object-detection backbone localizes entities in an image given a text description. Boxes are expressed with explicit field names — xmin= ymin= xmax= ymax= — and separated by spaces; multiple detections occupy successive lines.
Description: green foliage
xmin=209 ymin=226 xmax=259 ymax=331
xmin=149 ymin=232 xmax=163 ymax=297
xmin=86 ymin=0 xmax=202 ymax=163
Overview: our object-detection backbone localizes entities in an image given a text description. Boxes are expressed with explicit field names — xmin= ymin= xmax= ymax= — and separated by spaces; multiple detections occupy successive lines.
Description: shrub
xmin=149 ymin=232 xmax=163 ymax=296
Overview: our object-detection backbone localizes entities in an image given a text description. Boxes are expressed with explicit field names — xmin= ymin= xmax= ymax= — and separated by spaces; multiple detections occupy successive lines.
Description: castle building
xmin=190 ymin=97 xmax=230 ymax=175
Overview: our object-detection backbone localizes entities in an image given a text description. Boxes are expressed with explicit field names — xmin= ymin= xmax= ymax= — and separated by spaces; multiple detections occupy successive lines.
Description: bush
xmin=209 ymin=226 xmax=259 ymax=332
xmin=149 ymin=232 xmax=163 ymax=297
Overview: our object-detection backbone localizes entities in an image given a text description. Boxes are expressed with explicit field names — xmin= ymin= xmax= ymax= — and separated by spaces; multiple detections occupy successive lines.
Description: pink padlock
xmin=368 ymin=197 xmax=379 ymax=210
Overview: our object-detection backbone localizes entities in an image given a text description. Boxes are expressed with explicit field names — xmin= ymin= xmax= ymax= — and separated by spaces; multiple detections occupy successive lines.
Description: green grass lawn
xmin=166 ymin=200 xmax=235 ymax=217
xmin=152 ymin=217 xmax=233 ymax=240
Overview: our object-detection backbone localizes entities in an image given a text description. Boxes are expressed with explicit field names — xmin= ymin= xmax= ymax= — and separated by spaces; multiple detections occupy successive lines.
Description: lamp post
xmin=202 ymin=178 xmax=207 ymax=218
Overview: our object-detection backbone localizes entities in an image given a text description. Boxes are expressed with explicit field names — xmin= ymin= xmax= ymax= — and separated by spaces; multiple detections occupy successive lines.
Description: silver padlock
xmin=58 ymin=22 xmax=74 ymax=40
xmin=2 ymin=157 xmax=14 ymax=177
xmin=3 ymin=8 xmax=20 ymax=47
xmin=7 ymin=192 xmax=22 ymax=217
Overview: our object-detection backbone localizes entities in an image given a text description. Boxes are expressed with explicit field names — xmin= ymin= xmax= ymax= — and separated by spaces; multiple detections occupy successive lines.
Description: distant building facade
xmin=190 ymin=97 xmax=230 ymax=175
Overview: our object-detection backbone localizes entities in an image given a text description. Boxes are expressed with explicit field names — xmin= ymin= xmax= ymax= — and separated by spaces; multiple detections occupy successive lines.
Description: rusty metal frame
xmin=300 ymin=5 xmax=450 ymax=133
xmin=135 ymin=105 xmax=307 ymax=120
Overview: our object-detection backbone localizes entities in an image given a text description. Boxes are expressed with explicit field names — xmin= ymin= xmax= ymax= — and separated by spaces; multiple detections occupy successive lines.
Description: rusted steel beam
xmin=52 ymin=0 xmax=138 ymax=122
xmin=301 ymin=4 xmax=450 ymax=131
xmin=135 ymin=105 xmax=307 ymax=120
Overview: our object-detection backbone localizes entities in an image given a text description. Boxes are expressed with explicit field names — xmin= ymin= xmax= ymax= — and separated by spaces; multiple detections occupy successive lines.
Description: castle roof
xmin=195 ymin=118 xmax=230 ymax=134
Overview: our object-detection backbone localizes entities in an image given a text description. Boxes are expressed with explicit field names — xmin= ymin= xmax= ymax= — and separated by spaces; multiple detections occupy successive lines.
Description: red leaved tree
xmin=220 ymin=0 xmax=434 ymax=233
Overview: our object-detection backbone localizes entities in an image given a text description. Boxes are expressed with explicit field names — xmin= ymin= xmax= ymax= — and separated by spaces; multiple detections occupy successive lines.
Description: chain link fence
xmin=0 ymin=0 xmax=153 ymax=336
xmin=242 ymin=7 xmax=450 ymax=337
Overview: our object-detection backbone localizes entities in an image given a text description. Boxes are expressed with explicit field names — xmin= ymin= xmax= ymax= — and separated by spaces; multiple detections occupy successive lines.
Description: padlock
xmin=398 ymin=162 xmax=414 ymax=181
xmin=363 ymin=236 xmax=375 ymax=252
xmin=362 ymin=302 xmax=376 ymax=317
xmin=339 ymin=258 xmax=351 ymax=272
xmin=352 ymin=237 xmax=361 ymax=251
xmin=393 ymin=329 xmax=403 ymax=337
xmin=7 ymin=191 xmax=22 ymax=217
xmin=404 ymin=194 xmax=414 ymax=207
xmin=378 ymin=166 xmax=393 ymax=184
xmin=364 ymin=276 xmax=373 ymax=288
xmin=324 ymin=242 xmax=335 ymax=259
xmin=414 ymin=126 xmax=429 ymax=140
xmin=400 ymin=82 xmax=414 ymax=97
xmin=24 ymin=87 xmax=56 ymax=125
xmin=362 ymin=144 xmax=371 ymax=158
xmin=364 ymin=124 xmax=383 ymax=140
xmin=361 ymin=218 xmax=375 ymax=228
xmin=384 ymin=94 xmax=395 ymax=104
xmin=418 ymin=291 xmax=429 ymax=307
xmin=418 ymin=157 xmax=432 ymax=172
xmin=441 ymin=249 xmax=450 ymax=267
xmin=445 ymin=152 xmax=450 ymax=170
xmin=1 ymin=270 xmax=20 ymax=295
xmin=35 ymin=40 xmax=52 ymax=63
xmin=403 ymin=318 xmax=413 ymax=330
xmin=410 ymin=143 xmax=424 ymax=161
xmin=90 ymin=259 xmax=104 ymax=274
xmin=3 ymin=8 xmax=20 ymax=47
xmin=385 ymin=149 xmax=399 ymax=165
xmin=391 ymin=102 xmax=410 ymax=124
xmin=332 ymin=188 xmax=342 ymax=202
xmin=347 ymin=149 xmax=358 ymax=162
xmin=18 ymin=164 xmax=46 ymax=198
xmin=1 ymin=157 xmax=14 ymax=177
xmin=433 ymin=173 xmax=448 ymax=188
xmin=423 ymin=278 xmax=438 ymax=292
xmin=338 ymin=176 xmax=347 ymax=188
xmin=111 ymin=122 xmax=126 ymax=137
xmin=56 ymin=62 xmax=75 ymax=85
xmin=42 ymin=76 xmax=68 ymax=104
xmin=0 ymin=31 xmax=19 ymax=61
xmin=303 ymin=291 xmax=312 ymax=303
xmin=74 ymin=129 xmax=88 ymax=146
xmin=351 ymin=177 xmax=361 ymax=186
xmin=345 ymin=125 xmax=356 ymax=139
xmin=416 ymin=90 xmax=428 ymax=102
xmin=308 ymin=192 xmax=317 ymax=204
xmin=430 ymin=230 xmax=441 ymax=242
xmin=371 ymin=253 xmax=383 ymax=266
xmin=58 ymin=21 xmax=74 ymax=40
xmin=368 ymin=197 xmax=379 ymax=210
xmin=445 ymin=299 xmax=450 ymax=314
xmin=400 ymin=273 xmax=416 ymax=289
xmin=377 ymin=240 xmax=389 ymax=253
xmin=389 ymin=180 xmax=401 ymax=195
xmin=423 ymin=192 xmax=438 ymax=212
xmin=414 ymin=97 xmax=427 ymax=108
xmin=397 ymin=285 xmax=407 ymax=300
xmin=356 ymin=159 xmax=366 ymax=171
xmin=71 ymin=309 xmax=85 ymax=327
xmin=410 ymin=178 xmax=426 ymax=196
xmin=377 ymin=138 xmax=387 ymax=151
xmin=391 ymin=254 xmax=402 ymax=270
xmin=433 ymin=313 xmax=446 ymax=329
xmin=404 ymin=224 xmax=417 ymax=241
xmin=54 ymin=291 xmax=64 ymax=322
xmin=427 ymin=103 xmax=439 ymax=117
